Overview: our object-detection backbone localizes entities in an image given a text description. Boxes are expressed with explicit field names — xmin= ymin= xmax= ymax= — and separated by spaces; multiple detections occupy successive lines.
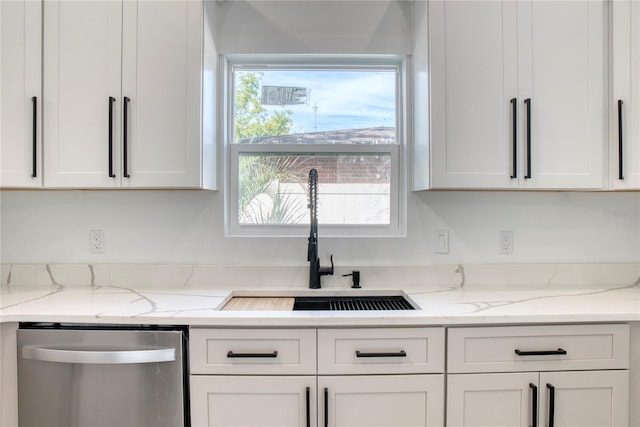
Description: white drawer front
xmin=448 ymin=324 xmax=630 ymax=373
xmin=318 ymin=327 xmax=445 ymax=375
xmin=189 ymin=328 xmax=316 ymax=375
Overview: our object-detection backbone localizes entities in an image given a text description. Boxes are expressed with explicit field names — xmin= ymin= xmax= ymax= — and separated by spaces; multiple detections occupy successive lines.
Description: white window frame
xmin=224 ymin=55 xmax=407 ymax=238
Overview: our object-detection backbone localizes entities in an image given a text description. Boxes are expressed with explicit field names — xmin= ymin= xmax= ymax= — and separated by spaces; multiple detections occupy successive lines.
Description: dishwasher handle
xmin=22 ymin=345 xmax=176 ymax=364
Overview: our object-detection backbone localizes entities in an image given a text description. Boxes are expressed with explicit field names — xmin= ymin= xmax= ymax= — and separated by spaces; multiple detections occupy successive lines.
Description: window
xmin=227 ymin=57 xmax=405 ymax=237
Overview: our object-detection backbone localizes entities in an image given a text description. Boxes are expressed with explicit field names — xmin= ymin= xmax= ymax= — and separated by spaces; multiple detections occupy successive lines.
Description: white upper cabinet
xmin=1 ymin=0 xmax=42 ymax=188
xmin=429 ymin=0 xmax=519 ymax=189
xmin=517 ymin=1 xmax=605 ymax=190
xmin=428 ymin=0 xmax=606 ymax=190
xmin=43 ymin=0 xmax=209 ymax=189
xmin=121 ymin=0 xmax=203 ymax=188
xmin=43 ymin=0 xmax=122 ymax=188
xmin=611 ymin=0 xmax=640 ymax=189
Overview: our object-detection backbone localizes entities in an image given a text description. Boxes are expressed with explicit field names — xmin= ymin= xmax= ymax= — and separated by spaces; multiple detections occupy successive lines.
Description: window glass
xmin=233 ymin=68 xmax=397 ymax=143
xmin=228 ymin=62 xmax=401 ymax=233
xmin=238 ymin=152 xmax=391 ymax=225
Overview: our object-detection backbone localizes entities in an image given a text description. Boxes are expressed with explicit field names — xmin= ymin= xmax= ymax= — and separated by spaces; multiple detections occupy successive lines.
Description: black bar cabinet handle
xmin=511 ymin=98 xmax=517 ymax=179
xmin=226 ymin=350 xmax=278 ymax=358
xmin=529 ymin=383 xmax=538 ymax=427
xmin=524 ymin=98 xmax=532 ymax=179
xmin=515 ymin=348 xmax=567 ymax=356
xmin=108 ymin=97 xmax=116 ymax=178
xmin=123 ymin=96 xmax=130 ymax=178
xmin=305 ymin=387 xmax=310 ymax=427
xmin=618 ymin=99 xmax=624 ymax=180
xmin=547 ymin=383 xmax=556 ymax=427
xmin=355 ymin=350 xmax=407 ymax=358
xmin=31 ymin=96 xmax=37 ymax=178
xmin=324 ymin=387 xmax=329 ymax=427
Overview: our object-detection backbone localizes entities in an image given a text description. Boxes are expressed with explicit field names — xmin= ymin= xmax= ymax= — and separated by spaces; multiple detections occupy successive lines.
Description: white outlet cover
xmin=89 ymin=230 xmax=105 ymax=254
xmin=499 ymin=230 xmax=513 ymax=254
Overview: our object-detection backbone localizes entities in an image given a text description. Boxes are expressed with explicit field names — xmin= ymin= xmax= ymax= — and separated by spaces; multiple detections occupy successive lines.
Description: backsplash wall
xmin=1 ymin=190 xmax=639 ymax=265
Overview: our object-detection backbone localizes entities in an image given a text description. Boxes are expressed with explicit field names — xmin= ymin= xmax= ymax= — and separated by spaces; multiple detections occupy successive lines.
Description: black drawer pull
xmin=355 ymin=350 xmax=406 ymax=358
xmin=514 ymin=348 xmax=567 ymax=356
xmin=510 ymin=97 xmax=517 ymax=179
xmin=123 ymin=96 xmax=130 ymax=178
xmin=618 ymin=99 xmax=624 ymax=180
xmin=305 ymin=387 xmax=311 ymax=427
xmin=108 ymin=97 xmax=116 ymax=178
xmin=529 ymin=383 xmax=538 ymax=427
xmin=324 ymin=387 xmax=329 ymax=427
xmin=547 ymin=383 xmax=556 ymax=427
xmin=524 ymin=98 xmax=532 ymax=179
xmin=31 ymin=96 xmax=37 ymax=178
xmin=226 ymin=351 xmax=278 ymax=358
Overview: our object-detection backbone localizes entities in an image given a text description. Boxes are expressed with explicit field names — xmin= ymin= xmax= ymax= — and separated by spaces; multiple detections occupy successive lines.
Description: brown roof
xmin=237 ymin=126 xmax=396 ymax=145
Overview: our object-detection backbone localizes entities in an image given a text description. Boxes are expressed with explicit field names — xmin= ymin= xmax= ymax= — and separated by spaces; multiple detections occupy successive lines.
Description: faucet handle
xmin=318 ymin=255 xmax=334 ymax=277
xmin=342 ymin=270 xmax=361 ymax=288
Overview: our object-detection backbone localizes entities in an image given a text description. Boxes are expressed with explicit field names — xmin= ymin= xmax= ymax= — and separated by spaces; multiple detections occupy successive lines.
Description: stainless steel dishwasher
xmin=17 ymin=323 xmax=189 ymax=427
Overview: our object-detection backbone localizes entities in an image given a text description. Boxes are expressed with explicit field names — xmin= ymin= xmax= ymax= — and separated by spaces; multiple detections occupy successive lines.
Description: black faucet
xmin=307 ymin=169 xmax=333 ymax=289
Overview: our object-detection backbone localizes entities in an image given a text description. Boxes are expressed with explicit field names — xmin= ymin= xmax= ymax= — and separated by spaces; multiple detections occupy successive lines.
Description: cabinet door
xmin=319 ymin=374 xmax=444 ymax=427
xmin=121 ymin=0 xmax=202 ymax=188
xmin=190 ymin=375 xmax=316 ymax=427
xmin=429 ymin=0 xmax=519 ymax=189
xmin=43 ymin=0 xmax=122 ymax=188
xmin=447 ymin=372 xmax=538 ymax=427
xmin=539 ymin=370 xmax=629 ymax=427
xmin=612 ymin=0 xmax=640 ymax=189
xmin=0 ymin=0 xmax=42 ymax=187
xmin=518 ymin=0 xmax=606 ymax=189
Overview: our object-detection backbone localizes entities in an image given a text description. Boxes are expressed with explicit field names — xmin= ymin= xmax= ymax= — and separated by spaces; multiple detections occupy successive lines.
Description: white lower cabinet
xmin=189 ymin=328 xmax=317 ymax=427
xmin=189 ymin=327 xmax=445 ymax=427
xmin=538 ymin=370 xmax=629 ymax=427
xmin=446 ymin=324 xmax=631 ymax=427
xmin=317 ymin=327 xmax=445 ymax=427
xmin=189 ymin=325 xmax=631 ymax=427
xmin=447 ymin=370 xmax=629 ymax=427
xmin=447 ymin=372 xmax=537 ymax=426
xmin=320 ymin=375 xmax=444 ymax=427
xmin=190 ymin=374 xmax=444 ymax=427
xmin=190 ymin=375 xmax=316 ymax=427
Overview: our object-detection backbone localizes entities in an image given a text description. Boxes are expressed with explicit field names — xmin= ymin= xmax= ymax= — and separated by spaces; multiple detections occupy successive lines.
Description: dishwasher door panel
xmin=17 ymin=328 xmax=186 ymax=427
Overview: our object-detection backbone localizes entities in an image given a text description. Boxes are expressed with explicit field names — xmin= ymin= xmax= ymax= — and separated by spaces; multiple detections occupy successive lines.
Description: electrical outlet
xmin=434 ymin=229 xmax=449 ymax=254
xmin=89 ymin=230 xmax=105 ymax=254
xmin=499 ymin=230 xmax=513 ymax=254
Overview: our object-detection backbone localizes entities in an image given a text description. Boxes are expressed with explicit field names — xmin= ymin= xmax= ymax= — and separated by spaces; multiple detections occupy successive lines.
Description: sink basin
xmin=293 ymin=295 xmax=415 ymax=311
xmin=221 ymin=291 xmax=417 ymax=311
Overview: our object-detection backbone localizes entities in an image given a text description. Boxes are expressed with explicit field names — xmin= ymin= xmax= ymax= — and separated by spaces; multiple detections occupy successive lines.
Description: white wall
xmin=4 ymin=1 xmax=636 ymax=266
xmin=216 ymin=0 xmax=412 ymax=55
xmin=1 ymin=190 xmax=638 ymax=265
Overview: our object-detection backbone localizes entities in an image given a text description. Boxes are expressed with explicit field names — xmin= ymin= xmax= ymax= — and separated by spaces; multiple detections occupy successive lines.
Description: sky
xmin=237 ymin=69 xmax=397 ymax=134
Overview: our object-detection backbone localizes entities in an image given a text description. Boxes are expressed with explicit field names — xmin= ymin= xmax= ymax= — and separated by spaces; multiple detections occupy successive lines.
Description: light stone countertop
xmin=1 ymin=264 xmax=638 ymax=326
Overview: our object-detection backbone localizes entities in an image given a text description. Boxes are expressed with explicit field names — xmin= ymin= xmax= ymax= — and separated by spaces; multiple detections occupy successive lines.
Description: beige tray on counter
xmin=221 ymin=297 xmax=295 ymax=311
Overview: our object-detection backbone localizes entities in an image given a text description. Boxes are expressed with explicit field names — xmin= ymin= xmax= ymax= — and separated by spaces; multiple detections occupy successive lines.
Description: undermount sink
xmin=292 ymin=295 xmax=415 ymax=311
xmin=221 ymin=292 xmax=417 ymax=311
